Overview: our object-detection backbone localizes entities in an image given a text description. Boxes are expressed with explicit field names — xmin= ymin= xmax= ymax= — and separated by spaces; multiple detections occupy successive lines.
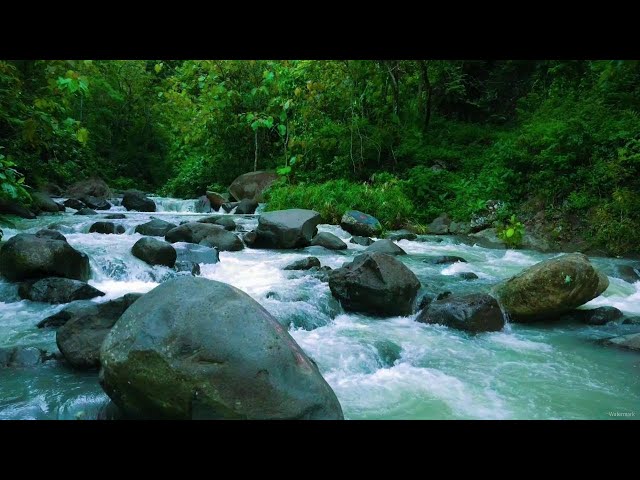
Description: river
xmin=1 ymin=196 xmax=639 ymax=420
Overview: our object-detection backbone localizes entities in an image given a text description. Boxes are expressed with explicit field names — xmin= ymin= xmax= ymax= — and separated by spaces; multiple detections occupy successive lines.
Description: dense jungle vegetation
xmin=1 ymin=60 xmax=639 ymax=254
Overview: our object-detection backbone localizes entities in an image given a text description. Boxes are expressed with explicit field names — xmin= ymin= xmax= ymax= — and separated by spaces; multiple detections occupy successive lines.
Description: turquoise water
xmin=1 ymin=200 xmax=639 ymax=419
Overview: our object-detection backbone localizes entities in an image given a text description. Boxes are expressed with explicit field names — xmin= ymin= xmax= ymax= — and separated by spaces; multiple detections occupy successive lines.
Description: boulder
xmin=175 ymin=261 xmax=201 ymax=276
xmin=38 ymin=293 xmax=141 ymax=329
xmin=424 ymin=255 xmax=467 ymax=265
xmin=493 ymin=253 xmax=609 ymax=322
xmin=35 ymin=229 xmax=67 ymax=242
xmin=622 ymin=317 xmax=640 ymax=325
xmin=0 ymin=233 xmax=90 ymax=281
xmin=221 ymin=202 xmax=240 ymax=213
xmin=467 ymin=228 xmax=506 ymax=249
xmin=55 ymin=202 xmax=65 ymax=212
xmin=205 ymin=191 xmax=228 ymax=211
xmin=80 ymin=195 xmax=111 ymax=210
xmin=350 ymin=236 xmax=374 ymax=246
xmin=66 ymin=178 xmax=111 ymax=200
xmin=560 ymin=306 xmax=624 ymax=325
xmin=427 ymin=214 xmax=451 ymax=234
xmin=374 ymin=340 xmax=402 ymax=368
xmin=284 ymin=257 xmax=321 ymax=271
xmin=122 ymin=190 xmax=156 ymax=212
xmin=0 ymin=199 xmax=36 ymax=219
xmin=99 ymin=277 xmax=344 ymax=419
xmin=603 ymin=333 xmax=640 ymax=352
xmin=449 ymin=221 xmax=471 ymax=235
xmin=104 ymin=214 xmax=126 ymax=220
xmin=18 ymin=277 xmax=105 ymax=304
xmin=132 ymin=238 xmax=176 ymax=268
xmin=384 ymin=230 xmax=417 ymax=241
xmin=364 ymin=239 xmax=406 ymax=256
xmin=198 ymin=216 xmax=236 ymax=231
xmin=89 ymin=222 xmax=125 ymax=235
xmin=63 ymin=198 xmax=85 ymax=210
xmin=242 ymin=231 xmax=258 ymax=247
xmin=174 ymin=242 xmax=220 ymax=265
xmin=74 ymin=208 xmax=97 ymax=216
xmin=165 ymin=223 xmax=243 ymax=251
xmin=417 ymin=293 xmax=504 ymax=332
xmin=616 ymin=264 xmax=640 ymax=284
xmin=41 ymin=182 xmax=63 ymax=197
xmin=311 ymin=232 xmax=347 ymax=250
xmin=31 ymin=191 xmax=60 ymax=213
xmin=195 ymin=195 xmax=212 ymax=213
xmin=236 ymin=199 xmax=258 ymax=214
xmin=457 ymin=272 xmax=479 ymax=280
xmin=135 ymin=218 xmax=177 ymax=237
xmin=340 ymin=210 xmax=382 ymax=237
xmin=0 ymin=346 xmax=47 ymax=368
xmin=328 ymin=252 xmax=420 ymax=316
xmin=228 ymin=171 xmax=279 ymax=202
xmin=254 ymin=209 xmax=321 ymax=249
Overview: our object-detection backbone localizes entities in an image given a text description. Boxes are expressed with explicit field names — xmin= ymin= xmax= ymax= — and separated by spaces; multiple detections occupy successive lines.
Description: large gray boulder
xmin=198 ymin=216 xmax=236 ymax=231
xmin=66 ymin=178 xmax=111 ymax=200
xmin=80 ymin=195 xmax=111 ymax=210
xmin=122 ymin=190 xmax=156 ymax=212
xmin=340 ymin=210 xmax=382 ymax=237
xmin=228 ymin=171 xmax=279 ymax=202
xmin=311 ymin=232 xmax=347 ymax=250
xmin=35 ymin=229 xmax=67 ymax=242
xmin=135 ymin=218 xmax=177 ymax=237
xmin=63 ymin=198 xmax=86 ymax=210
xmin=89 ymin=222 xmax=125 ymax=235
xmin=173 ymin=242 xmax=220 ymax=264
xmin=31 ymin=191 xmax=60 ymax=213
xmin=0 ymin=199 xmax=36 ymax=219
xmin=493 ymin=253 xmax=609 ymax=322
xmin=165 ymin=222 xmax=243 ymax=251
xmin=427 ymin=214 xmax=451 ymax=234
xmin=99 ymin=277 xmax=344 ymax=419
xmin=416 ymin=293 xmax=505 ymax=332
xmin=18 ymin=277 xmax=105 ymax=304
xmin=365 ymin=239 xmax=406 ymax=256
xmin=254 ymin=209 xmax=321 ymax=249
xmin=132 ymin=238 xmax=177 ymax=268
xmin=328 ymin=252 xmax=420 ymax=317
xmin=604 ymin=333 xmax=640 ymax=352
xmin=0 ymin=233 xmax=90 ymax=282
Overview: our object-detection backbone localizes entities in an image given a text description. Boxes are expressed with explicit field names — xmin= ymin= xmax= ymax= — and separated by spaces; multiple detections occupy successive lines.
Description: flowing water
xmin=1 ymin=200 xmax=639 ymax=420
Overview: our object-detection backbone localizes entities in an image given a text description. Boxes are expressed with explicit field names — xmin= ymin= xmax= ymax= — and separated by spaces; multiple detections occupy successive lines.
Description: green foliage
xmin=497 ymin=214 xmax=525 ymax=248
xmin=266 ymin=179 xmax=414 ymax=229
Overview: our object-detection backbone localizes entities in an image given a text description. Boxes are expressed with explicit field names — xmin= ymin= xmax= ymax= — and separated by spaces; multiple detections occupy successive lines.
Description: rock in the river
xmin=374 ymin=340 xmax=402 ymax=368
xmin=603 ymin=333 xmax=640 ymax=352
xmin=228 ymin=171 xmax=279 ymax=202
xmin=66 ymin=177 xmax=111 ymax=200
xmin=221 ymin=202 xmax=240 ymax=213
xmin=254 ymin=209 xmax=321 ymax=249
xmin=35 ymin=229 xmax=67 ymax=242
xmin=350 ymin=235 xmax=375 ymax=246
xmin=427 ymin=214 xmax=451 ymax=234
xmin=457 ymin=272 xmax=479 ymax=280
xmin=195 ymin=195 xmax=212 ymax=213
xmin=416 ymin=293 xmax=505 ymax=332
xmin=235 ymin=199 xmax=258 ymax=215
xmin=175 ymin=261 xmax=201 ymax=276
xmin=493 ymin=253 xmax=609 ymax=322
xmin=0 ymin=198 xmax=36 ymax=219
xmin=384 ymin=230 xmax=417 ymax=241
xmin=99 ymin=277 xmax=344 ymax=419
xmin=104 ymin=213 xmax=126 ymax=220
xmin=364 ymin=239 xmax=406 ymax=256
xmin=38 ymin=293 xmax=141 ymax=329
xmin=89 ymin=222 xmax=125 ymax=235
xmin=198 ymin=216 xmax=236 ymax=231
xmin=311 ymin=232 xmax=347 ymax=250
xmin=560 ymin=306 xmax=624 ymax=325
xmin=31 ymin=191 xmax=60 ymax=213
xmin=80 ymin=195 xmax=111 ymax=210
xmin=18 ymin=277 xmax=105 ymax=303
xmin=467 ymin=228 xmax=506 ymax=249
xmin=449 ymin=221 xmax=471 ymax=235
xmin=165 ymin=222 xmax=243 ymax=251
xmin=284 ymin=257 xmax=321 ymax=271
xmin=205 ymin=191 xmax=228 ymax=210
xmin=63 ymin=198 xmax=86 ymax=210
xmin=424 ymin=255 xmax=467 ymax=265
xmin=173 ymin=242 xmax=220 ymax=264
xmin=0 ymin=346 xmax=48 ymax=368
xmin=622 ymin=317 xmax=640 ymax=325
xmin=132 ymin=237 xmax=176 ymax=268
xmin=616 ymin=264 xmax=640 ymax=284
xmin=122 ymin=189 xmax=156 ymax=212
xmin=135 ymin=218 xmax=177 ymax=237
xmin=74 ymin=208 xmax=97 ymax=216
xmin=0 ymin=233 xmax=90 ymax=281
xmin=242 ymin=230 xmax=257 ymax=247
xmin=329 ymin=252 xmax=420 ymax=317
xmin=340 ymin=210 xmax=382 ymax=237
